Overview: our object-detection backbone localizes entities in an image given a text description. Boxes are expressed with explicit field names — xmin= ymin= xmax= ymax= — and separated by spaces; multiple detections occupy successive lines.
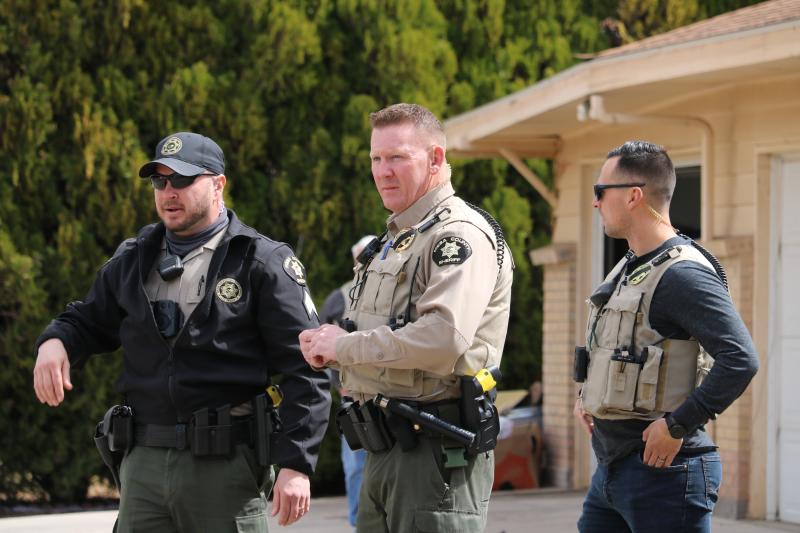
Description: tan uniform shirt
xmin=144 ymin=225 xmax=228 ymax=338
xmin=336 ymin=182 xmax=514 ymax=403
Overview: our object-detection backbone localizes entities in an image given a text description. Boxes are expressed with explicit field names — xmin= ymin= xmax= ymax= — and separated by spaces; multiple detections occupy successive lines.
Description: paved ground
xmin=2 ymin=490 xmax=799 ymax=532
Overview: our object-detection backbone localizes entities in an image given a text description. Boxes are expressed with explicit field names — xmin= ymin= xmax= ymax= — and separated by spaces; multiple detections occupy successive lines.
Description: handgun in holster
xmin=253 ymin=385 xmax=283 ymax=466
xmin=460 ymin=366 xmax=502 ymax=455
xmin=93 ymin=404 xmax=133 ymax=490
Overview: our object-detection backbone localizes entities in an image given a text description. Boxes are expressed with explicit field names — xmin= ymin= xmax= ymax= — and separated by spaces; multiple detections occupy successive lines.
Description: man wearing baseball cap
xmin=33 ymin=131 xmax=331 ymax=532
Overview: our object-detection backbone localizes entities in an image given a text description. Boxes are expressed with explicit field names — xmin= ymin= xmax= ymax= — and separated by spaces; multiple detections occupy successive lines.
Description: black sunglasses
xmin=149 ymin=172 xmax=215 ymax=190
xmin=593 ymin=182 xmax=646 ymax=200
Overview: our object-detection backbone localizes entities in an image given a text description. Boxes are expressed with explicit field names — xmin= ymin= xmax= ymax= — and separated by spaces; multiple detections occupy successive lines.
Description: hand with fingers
xmin=33 ymin=338 xmax=73 ymax=407
xmin=271 ymin=467 xmax=311 ymax=526
xmin=299 ymin=324 xmax=346 ymax=369
xmin=642 ymin=418 xmax=682 ymax=468
xmin=573 ymin=398 xmax=594 ymax=435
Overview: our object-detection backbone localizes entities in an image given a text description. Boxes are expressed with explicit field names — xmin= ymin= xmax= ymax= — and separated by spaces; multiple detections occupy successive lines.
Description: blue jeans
xmin=578 ymin=450 xmax=722 ymax=533
xmin=341 ymin=436 xmax=367 ymax=527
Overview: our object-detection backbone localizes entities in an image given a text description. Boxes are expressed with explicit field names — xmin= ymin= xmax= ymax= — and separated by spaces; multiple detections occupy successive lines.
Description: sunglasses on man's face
xmin=149 ymin=172 xmax=215 ymax=190
xmin=593 ymin=182 xmax=646 ymax=201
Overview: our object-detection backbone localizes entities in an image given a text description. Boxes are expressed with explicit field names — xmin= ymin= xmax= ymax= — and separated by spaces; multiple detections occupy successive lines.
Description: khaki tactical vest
xmin=581 ymin=244 xmax=715 ymax=421
xmin=339 ymin=184 xmax=513 ymax=404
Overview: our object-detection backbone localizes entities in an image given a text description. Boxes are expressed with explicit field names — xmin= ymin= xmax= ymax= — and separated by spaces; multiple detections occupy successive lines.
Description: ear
xmin=430 ymin=145 xmax=445 ymax=174
xmin=626 ymin=185 xmax=645 ymax=211
xmin=215 ymin=174 xmax=227 ymax=192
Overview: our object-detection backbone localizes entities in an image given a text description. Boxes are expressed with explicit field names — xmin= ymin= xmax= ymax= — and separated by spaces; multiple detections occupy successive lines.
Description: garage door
xmin=778 ymin=156 xmax=800 ymax=524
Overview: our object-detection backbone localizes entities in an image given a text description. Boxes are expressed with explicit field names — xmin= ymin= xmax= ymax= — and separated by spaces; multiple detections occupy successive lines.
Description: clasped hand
xmin=299 ymin=324 xmax=346 ymax=368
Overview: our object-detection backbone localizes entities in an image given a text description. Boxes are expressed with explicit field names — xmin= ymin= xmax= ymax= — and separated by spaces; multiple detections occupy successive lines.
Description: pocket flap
xmin=604 ymin=289 xmax=644 ymax=312
xmin=367 ymin=254 xmax=407 ymax=276
xmin=639 ymin=345 xmax=663 ymax=385
xmin=414 ymin=509 xmax=483 ymax=533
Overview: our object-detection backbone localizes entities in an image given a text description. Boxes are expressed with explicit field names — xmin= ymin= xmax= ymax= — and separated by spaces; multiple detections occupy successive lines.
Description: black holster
xmin=574 ymin=346 xmax=589 ymax=382
xmin=93 ymin=405 xmax=133 ymax=490
xmin=459 ymin=378 xmax=500 ymax=455
xmin=253 ymin=393 xmax=282 ymax=466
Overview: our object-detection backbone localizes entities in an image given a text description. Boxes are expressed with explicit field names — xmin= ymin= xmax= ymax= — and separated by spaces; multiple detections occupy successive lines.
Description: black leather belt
xmin=134 ymin=418 xmax=253 ymax=449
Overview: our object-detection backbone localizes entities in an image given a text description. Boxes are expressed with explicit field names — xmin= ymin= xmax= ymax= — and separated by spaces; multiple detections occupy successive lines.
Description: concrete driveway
xmin=1 ymin=490 xmax=798 ymax=532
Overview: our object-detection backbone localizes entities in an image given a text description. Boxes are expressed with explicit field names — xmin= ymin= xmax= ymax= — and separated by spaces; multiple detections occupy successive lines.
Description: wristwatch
xmin=665 ymin=414 xmax=689 ymax=439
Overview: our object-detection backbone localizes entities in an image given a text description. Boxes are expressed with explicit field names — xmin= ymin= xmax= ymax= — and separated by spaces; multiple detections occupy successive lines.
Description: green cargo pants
xmin=356 ymin=436 xmax=493 ymax=532
xmin=116 ymin=444 xmax=273 ymax=533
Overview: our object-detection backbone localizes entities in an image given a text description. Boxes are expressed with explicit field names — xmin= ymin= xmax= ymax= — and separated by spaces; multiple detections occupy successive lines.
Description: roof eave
xmin=445 ymin=19 xmax=800 ymax=158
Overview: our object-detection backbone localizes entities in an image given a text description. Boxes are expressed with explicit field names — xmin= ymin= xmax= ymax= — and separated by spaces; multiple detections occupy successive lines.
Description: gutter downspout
xmin=579 ymin=94 xmax=714 ymax=241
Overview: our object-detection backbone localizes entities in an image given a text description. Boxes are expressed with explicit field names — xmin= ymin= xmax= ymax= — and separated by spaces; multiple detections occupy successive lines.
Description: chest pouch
xmin=583 ymin=290 xmax=662 ymax=416
xmin=153 ymin=300 xmax=184 ymax=338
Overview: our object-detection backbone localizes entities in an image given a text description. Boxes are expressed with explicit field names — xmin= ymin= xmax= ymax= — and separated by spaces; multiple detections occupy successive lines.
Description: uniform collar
xmin=387 ymin=182 xmax=455 ymax=234
xmin=159 ymin=224 xmax=228 ymax=262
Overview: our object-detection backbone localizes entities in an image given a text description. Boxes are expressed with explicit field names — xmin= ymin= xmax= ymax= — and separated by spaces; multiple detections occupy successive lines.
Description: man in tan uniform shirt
xmin=300 ymin=103 xmax=513 ymax=532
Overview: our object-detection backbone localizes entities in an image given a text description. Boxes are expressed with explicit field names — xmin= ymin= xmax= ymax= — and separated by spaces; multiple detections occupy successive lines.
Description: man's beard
xmin=160 ymin=201 xmax=213 ymax=234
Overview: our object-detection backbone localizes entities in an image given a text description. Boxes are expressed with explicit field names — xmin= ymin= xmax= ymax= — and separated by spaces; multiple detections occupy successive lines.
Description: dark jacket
xmin=36 ymin=210 xmax=330 ymax=475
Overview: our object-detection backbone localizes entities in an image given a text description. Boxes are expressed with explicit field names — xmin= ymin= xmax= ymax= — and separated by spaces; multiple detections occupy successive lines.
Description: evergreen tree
xmin=0 ymin=0 xmax=758 ymax=502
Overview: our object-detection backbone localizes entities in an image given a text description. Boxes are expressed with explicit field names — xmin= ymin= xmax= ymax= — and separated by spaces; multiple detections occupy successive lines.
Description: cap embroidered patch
xmin=216 ymin=278 xmax=242 ymax=303
xmin=629 ymin=264 xmax=651 ymax=285
xmin=393 ymin=228 xmax=416 ymax=252
xmin=161 ymin=136 xmax=183 ymax=155
xmin=433 ymin=236 xmax=472 ymax=266
xmin=283 ymin=256 xmax=307 ymax=285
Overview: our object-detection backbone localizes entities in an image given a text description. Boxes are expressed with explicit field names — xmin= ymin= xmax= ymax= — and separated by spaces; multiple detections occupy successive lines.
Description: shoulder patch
xmin=433 ymin=236 xmax=472 ymax=266
xmin=282 ymin=256 xmax=307 ymax=286
xmin=629 ymin=264 xmax=651 ymax=285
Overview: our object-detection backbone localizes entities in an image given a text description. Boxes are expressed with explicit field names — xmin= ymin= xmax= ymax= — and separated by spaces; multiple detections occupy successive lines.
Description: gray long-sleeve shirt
xmin=592 ymin=235 xmax=759 ymax=465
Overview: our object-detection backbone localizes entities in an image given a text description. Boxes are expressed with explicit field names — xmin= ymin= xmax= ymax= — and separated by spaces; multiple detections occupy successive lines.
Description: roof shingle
xmin=598 ymin=0 xmax=800 ymax=58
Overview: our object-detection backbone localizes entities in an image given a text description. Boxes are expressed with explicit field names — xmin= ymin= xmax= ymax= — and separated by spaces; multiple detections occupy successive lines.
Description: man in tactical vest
xmin=33 ymin=131 xmax=330 ymax=532
xmin=573 ymin=141 xmax=759 ymax=532
xmin=299 ymin=103 xmax=514 ymax=532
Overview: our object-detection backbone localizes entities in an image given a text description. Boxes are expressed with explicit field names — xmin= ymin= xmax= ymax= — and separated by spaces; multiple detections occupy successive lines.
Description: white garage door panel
xmin=782 ymin=430 xmax=800 ymax=523
xmin=781 ymin=161 xmax=800 ymax=242
xmin=778 ymin=157 xmax=800 ymax=524
xmin=778 ymin=247 xmax=800 ymax=331
xmin=780 ymin=338 xmax=800 ymax=425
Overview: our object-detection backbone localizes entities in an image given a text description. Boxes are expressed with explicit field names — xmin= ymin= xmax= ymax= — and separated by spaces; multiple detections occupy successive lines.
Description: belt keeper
xmin=175 ymin=423 xmax=187 ymax=450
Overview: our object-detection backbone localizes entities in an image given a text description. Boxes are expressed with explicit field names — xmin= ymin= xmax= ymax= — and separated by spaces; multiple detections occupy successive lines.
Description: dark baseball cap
xmin=138 ymin=132 xmax=225 ymax=177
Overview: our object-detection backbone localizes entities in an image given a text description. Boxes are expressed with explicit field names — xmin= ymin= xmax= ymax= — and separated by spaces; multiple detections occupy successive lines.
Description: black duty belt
xmin=134 ymin=417 xmax=253 ymax=450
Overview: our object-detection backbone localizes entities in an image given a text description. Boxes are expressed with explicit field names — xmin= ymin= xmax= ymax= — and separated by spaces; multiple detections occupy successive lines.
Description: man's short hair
xmin=607 ymin=140 xmax=675 ymax=206
xmin=369 ymin=103 xmax=446 ymax=147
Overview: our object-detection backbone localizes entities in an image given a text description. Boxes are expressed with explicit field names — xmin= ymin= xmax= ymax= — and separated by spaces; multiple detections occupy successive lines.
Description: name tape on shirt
xmin=433 ymin=236 xmax=472 ymax=266
xmin=282 ymin=256 xmax=307 ymax=286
